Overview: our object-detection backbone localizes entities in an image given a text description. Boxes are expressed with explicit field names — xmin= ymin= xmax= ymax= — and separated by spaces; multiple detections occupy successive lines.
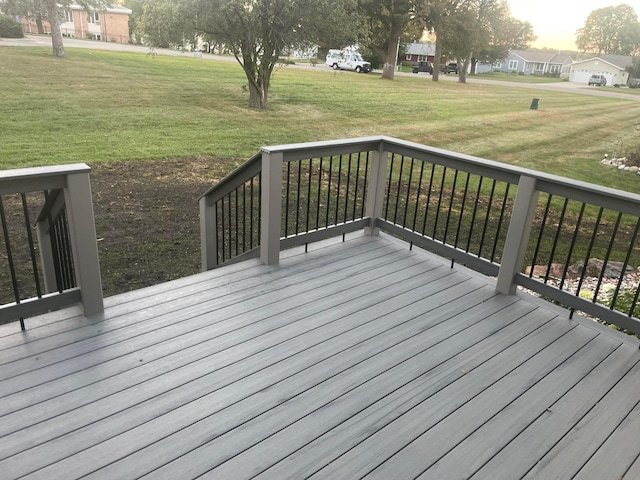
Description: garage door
xmin=572 ymin=71 xmax=592 ymax=83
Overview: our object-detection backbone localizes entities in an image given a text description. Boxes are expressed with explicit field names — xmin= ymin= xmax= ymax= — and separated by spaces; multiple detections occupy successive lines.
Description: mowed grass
xmin=1 ymin=46 xmax=640 ymax=194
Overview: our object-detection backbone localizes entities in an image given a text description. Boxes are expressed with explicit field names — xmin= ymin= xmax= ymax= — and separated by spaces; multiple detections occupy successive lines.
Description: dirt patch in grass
xmin=90 ymin=156 xmax=242 ymax=297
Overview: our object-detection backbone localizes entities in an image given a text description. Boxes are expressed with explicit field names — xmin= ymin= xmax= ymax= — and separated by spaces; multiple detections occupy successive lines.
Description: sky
xmin=507 ymin=0 xmax=638 ymax=51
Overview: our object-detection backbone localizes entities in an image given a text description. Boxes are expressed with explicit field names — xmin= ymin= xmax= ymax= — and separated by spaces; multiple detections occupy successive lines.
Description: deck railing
xmin=200 ymin=136 xmax=640 ymax=334
xmin=0 ymin=164 xmax=103 ymax=328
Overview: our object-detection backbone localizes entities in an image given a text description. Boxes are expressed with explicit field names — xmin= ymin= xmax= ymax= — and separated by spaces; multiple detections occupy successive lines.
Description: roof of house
xmin=571 ymin=55 xmax=634 ymax=70
xmin=405 ymin=43 xmax=436 ymax=56
xmin=511 ymin=50 xmax=573 ymax=65
xmin=68 ymin=3 xmax=132 ymax=15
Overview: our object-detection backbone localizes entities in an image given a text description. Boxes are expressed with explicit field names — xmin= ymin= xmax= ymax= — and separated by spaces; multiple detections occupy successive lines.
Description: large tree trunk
xmin=382 ymin=35 xmax=400 ymax=80
xmin=432 ymin=38 xmax=441 ymax=82
xmin=458 ymin=55 xmax=471 ymax=83
xmin=36 ymin=17 xmax=45 ymax=35
xmin=45 ymin=0 xmax=64 ymax=57
xmin=248 ymin=82 xmax=267 ymax=109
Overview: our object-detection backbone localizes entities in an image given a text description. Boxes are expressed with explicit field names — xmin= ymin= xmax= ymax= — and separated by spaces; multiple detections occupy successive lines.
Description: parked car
xmin=629 ymin=78 xmax=640 ymax=89
xmin=325 ymin=50 xmax=342 ymax=69
xmin=588 ymin=74 xmax=607 ymax=86
xmin=445 ymin=62 xmax=458 ymax=74
xmin=412 ymin=62 xmax=433 ymax=74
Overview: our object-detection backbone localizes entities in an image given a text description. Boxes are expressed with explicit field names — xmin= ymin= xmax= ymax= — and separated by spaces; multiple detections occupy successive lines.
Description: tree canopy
xmin=576 ymin=4 xmax=640 ymax=55
xmin=423 ymin=0 xmax=534 ymax=83
xmin=137 ymin=0 xmax=358 ymax=109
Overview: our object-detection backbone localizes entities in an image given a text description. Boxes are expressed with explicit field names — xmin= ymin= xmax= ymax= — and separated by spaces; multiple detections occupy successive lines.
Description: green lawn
xmin=1 ymin=46 xmax=639 ymax=194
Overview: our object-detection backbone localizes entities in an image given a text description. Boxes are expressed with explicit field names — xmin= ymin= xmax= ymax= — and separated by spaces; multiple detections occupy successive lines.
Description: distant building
xmin=18 ymin=3 xmax=132 ymax=44
xmin=403 ymin=43 xmax=437 ymax=64
xmin=569 ymin=55 xmax=633 ymax=86
xmin=476 ymin=50 xmax=573 ymax=78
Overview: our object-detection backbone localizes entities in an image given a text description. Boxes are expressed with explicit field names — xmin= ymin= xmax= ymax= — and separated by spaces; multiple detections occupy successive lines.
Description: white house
xmin=569 ymin=55 xmax=633 ymax=86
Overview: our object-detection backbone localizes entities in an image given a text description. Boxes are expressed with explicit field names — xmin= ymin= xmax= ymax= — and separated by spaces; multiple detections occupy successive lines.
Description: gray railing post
xmin=364 ymin=142 xmax=389 ymax=235
xmin=64 ymin=171 xmax=104 ymax=316
xmin=200 ymin=196 xmax=218 ymax=271
xmin=260 ymin=150 xmax=283 ymax=265
xmin=496 ymin=175 xmax=539 ymax=295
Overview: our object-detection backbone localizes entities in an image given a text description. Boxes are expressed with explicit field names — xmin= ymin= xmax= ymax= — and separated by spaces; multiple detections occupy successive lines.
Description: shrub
xmin=0 ymin=14 xmax=24 ymax=38
xmin=626 ymin=149 xmax=640 ymax=167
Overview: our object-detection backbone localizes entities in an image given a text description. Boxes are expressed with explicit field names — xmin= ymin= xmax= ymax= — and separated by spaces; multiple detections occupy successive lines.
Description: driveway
xmin=2 ymin=35 xmax=638 ymax=102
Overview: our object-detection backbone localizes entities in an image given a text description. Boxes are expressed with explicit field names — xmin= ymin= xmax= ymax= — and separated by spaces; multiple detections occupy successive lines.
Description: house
xmin=569 ymin=55 xmax=633 ymax=86
xmin=476 ymin=50 xmax=573 ymax=78
xmin=18 ymin=3 xmax=131 ymax=44
xmin=403 ymin=42 xmax=436 ymax=64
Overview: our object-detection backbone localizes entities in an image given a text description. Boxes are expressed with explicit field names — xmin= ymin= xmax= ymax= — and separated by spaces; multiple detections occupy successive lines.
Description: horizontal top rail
xmin=259 ymin=136 xmax=640 ymax=210
xmin=200 ymin=153 xmax=262 ymax=206
xmin=0 ymin=163 xmax=91 ymax=195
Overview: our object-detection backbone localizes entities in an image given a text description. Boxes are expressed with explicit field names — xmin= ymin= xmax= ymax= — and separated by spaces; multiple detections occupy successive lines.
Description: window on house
xmin=549 ymin=65 xmax=560 ymax=73
xmin=88 ymin=12 xmax=100 ymax=24
xmin=63 ymin=10 xmax=73 ymax=23
xmin=405 ymin=54 xmax=412 ymax=61
xmin=508 ymin=60 xmax=518 ymax=70
xmin=417 ymin=55 xmax=427 ymax=62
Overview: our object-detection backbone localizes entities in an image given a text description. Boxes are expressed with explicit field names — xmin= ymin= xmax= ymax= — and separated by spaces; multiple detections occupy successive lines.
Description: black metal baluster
xmin=326 ymin=156 xmax=333 ymax=228
xmin=530 ymin=194 xmax=553 ymax=280
xmin=242 ymin=183 xmax=247 ymax=253
xmin=296 ymin=160 xmax=302 ymax=234
xmin=344 ymin=154 xmax=352 ymax=223
xmin=575 ymin=207 xmax=604 ymax=295
xmin=478 ymin=178 xmax=496 ymax=259
xmin=421 ymin=164 xmax=436 ymax=236
xmin=593 ymin=212 xmax=622 ymax=303
xmin=220 ymin=197 xmax=226 ymax=262
xmin=411 ymin=161 xmax=425 ymax=233
xmin=561 ymin=202 xmax=586 ymax=288
xmin=0 ymin=197 xmax=24 ymax=329
xmin=465 ymin=176 xmax=484 ymax=253
xmin=443 ymin=169 xmax=459 ymax=244
xmin=544 ymin=197 xmax=569 ymax=285
xmin=392 ymin=155 xmax=405 ymax=225
xmin=284 ymin=161 xmax=291 ymax=238
xmin=249 ymin=178 xmax=254 ymax=250
xmin=454 ymin=172 xmax=471 ymax=249
xmin=21 ymin=193 xmax=42 ymax=298
xmin=306 ymin=159 xmax=313 ymax=233
xmin=316 ymin=158 xmax=323 ymax=230
xmin=334 ymin=155 xmax=343 ymax=225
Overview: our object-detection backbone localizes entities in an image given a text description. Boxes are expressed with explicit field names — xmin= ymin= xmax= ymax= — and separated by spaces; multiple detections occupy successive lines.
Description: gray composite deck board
xmin=0 ymin=233 xmax=639 ymax=479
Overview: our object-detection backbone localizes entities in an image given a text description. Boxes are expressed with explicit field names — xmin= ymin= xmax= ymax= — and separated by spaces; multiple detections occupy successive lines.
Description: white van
xmin=336 ymin=52 xmax=372 ymax=73
xmin=325 ymin=50 xmax=342 ymax=68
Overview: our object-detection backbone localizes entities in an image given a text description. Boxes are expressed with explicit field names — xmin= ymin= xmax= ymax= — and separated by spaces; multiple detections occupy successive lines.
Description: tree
xmin=138 ymin=0 xmax=358 ymax=110
xmin=431 ymin=0 xmax=534 ymax=83
xmin=4 ymin=0 xmax=106 ymax=56
xmin=576 ymin=4 xmax=640 ymax=55
xmin=357 ymin=0 xmax=424 ymax=80
xmin=627 ymin=56 xmax=640 ymax=79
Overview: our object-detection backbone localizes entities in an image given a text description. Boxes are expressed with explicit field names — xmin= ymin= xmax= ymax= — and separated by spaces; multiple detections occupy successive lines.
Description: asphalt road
xmin=2 ymin=35 xmax=639 ymax=102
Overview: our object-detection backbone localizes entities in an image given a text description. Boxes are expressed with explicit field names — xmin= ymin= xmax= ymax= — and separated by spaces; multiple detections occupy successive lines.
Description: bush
xmin=626 ymin=149 xmax=640 ymax=167
xmin=0 ymin=14 xmax=24 ymax=38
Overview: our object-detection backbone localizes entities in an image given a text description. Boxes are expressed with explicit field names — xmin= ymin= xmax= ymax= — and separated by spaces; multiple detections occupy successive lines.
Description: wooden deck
xmin=1 ymin=233 xmax=640 ymax=480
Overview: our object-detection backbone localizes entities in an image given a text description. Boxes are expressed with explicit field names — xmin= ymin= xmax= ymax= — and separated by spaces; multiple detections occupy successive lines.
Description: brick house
xmin=19 ymin=3 xmax=131 ymax=44
xmin=402 ymin=43 xmax=436 ymax=64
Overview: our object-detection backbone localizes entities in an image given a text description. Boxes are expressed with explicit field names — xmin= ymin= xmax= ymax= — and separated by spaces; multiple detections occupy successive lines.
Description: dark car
xmin=446 ymin=62 xmax=458 ymax=74
xmin=629 ymin=78 xmax=640 ymax=89
xmin=588 ymin=74 xmax=607 ymax=86
xmin=412 ymin=62 xmax=433 ymax=74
